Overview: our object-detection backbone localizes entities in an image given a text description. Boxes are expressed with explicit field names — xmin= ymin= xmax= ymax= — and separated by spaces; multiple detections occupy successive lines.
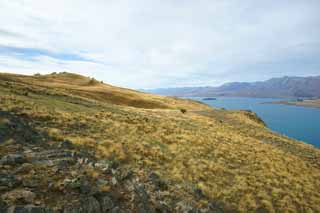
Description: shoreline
xmin=268 ymin=99 xmax=320 ymax=109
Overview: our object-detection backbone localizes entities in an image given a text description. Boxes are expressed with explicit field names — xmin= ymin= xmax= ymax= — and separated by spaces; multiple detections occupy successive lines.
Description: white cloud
xmin=0 ymin=0 xmax=319 ymax=88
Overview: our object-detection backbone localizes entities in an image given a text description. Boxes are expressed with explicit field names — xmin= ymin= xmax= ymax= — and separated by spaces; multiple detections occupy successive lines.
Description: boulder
xmin=82 ymin=197 xmax=101 ymax=213
xmin=6 ymin=205 xmax=53 ymax=213
xmin=99 ymin=196 xmax=114 ymax=212
xmin=64 ymin=197 xmax=101 ymax=213
xmin=0 ymin=199 xmax=7 ymax=212
xmin=0 ymin=154 xmax=27 ymax=166
xmin=0 ymin=173 xmax=21 ymax=188
xmin=58 ymin=140 xmax=74 ymax=149
xmin=134 ymin=185 xmax=153 ymax=213
xmin=22 ymin=179 xmax=39 ymax=188
xmin=1 ymin=189 xmax=36 ymax=204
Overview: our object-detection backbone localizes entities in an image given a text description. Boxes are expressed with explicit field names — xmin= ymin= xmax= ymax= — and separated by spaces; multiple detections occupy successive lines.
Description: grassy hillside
xmin=0 ymin=72 xmax=319 ymax=212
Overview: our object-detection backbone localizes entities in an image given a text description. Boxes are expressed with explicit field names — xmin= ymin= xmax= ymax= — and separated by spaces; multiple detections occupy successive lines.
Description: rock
xmin=63 ymin=178 xmax=72 ymax=186
xmin=0 ymin=173 xmax=21 ymax=188
xmin=25 ymin=205 xmax=50 ymax=213
xmin=96 ymin=179 xmax=109 ymax=192
xmin=208 ymin=201 xmax=225 ymax=213
xmin=119 ymin=170 xmax=133 ymax=181
xmin=56 ymin=159 xmax=73 ymax=170
xmin=99 ymin=196 xmax=114 ymax=212
xmin=13 ymin=163 xmax=34 ymax=174
xmin=155 ymin=202 xmax=171 ymax=213
xmin=64 ymin=177 xmax=94 ymax=194
xmin=58 ymin=140 xmax=74 ymax=149
xmin=134 ymin=185 xmax=152 ymax=213
xmin=79 ymin=180 xmax=91 ymax=194
xmin=111 ymin=206 xmax=121 ymax=213
xmin=2 ymin=189 xmax=36 ymax=204
xmin=5 ymin=205 xmax=53 ymax=213
xmin=82 ymin=197 xmax=101 ymax=213
xmin=63 ymin=197 xmax=101 ymax=213
xmin=175 ymin=201 xmax=196 ymax=213
xmin=149 ymin=173 xmax=167 ymax=190
xmin=0 ymin=154 xmax=27 ymax=166
xmin=63 ymin=204 xmax=81 ymax=213
xmin=6 ymin=206 xmax=28 ymax=213
xmin=0 ymin=199 xmax=7 ymax=212
xmin=111 ymin=177 xmax=117 ymax=186
xmin=111 ymin=169 xmax=117 ymax=175
xmin=96 ymin=179 xmax=109 ymax=186
xmin=22 ymin=179 xmax=39 ymax=188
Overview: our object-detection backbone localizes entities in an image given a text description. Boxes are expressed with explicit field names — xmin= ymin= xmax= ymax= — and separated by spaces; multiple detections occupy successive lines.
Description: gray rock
xmin=111 ymin=177 xmax=117 ymax=186
xmin=149 ymin=173 xmax=167 ymax=190
xmin=111 ymin=206 xmax=121 ymax=213
xmin=119 ymin=170 xmax=133 ymax=181
xmin=0 ymin=154 xmax=27 ymax=166
xmin=82 ymin=197 xmax=101 ymax=213
xmin=99 ymin=196 xmax=114 ymax=212
xmin=176 ymin=201 xmax=194 ymax=213
xmin=63 ymin=197 xmax=101 ymax=213
xmin=63 ymin=205 xmax=81 ymax=213
xmin=25 ymin=205 xmax=51 ymax=213
xmin=208 ymin=201 xmax=225 ymax=213
xmin=0 ymin=199 xmax=7 ymax=212
xmin=58 ymin=140 xmax=74 ymax=149
xmin=22 ymin=179 xmax=38 ymax=188
xmin=134 ymin=185 xmax=153 ymax=213
xmin=56 ymin=159 xmax=73 ymax=170
xmin=6 ymin=206 xmax=28 ymax=213
xmin=79 ymin=180 xmax=91 ymax=194
xmin=5 ymin=205 xmax=52 ymax=213
xmin=0 ymin=173 xmax=21 ymax=188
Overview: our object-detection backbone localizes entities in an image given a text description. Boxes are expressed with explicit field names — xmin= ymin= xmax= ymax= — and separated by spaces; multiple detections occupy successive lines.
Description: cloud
xmin=0 ymin=0 xmax=319 ymax=88
xmin=0 ymin=45 xmax=95 ymax=63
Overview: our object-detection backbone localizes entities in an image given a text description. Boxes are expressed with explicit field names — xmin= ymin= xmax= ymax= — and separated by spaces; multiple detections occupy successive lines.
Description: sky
xmin=0 ymin=0 xmax=320 ymax=89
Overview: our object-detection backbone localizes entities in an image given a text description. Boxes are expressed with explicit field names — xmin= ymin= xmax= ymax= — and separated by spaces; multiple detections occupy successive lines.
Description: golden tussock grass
xmin=0 ymin=72 xmax=319 ymax=211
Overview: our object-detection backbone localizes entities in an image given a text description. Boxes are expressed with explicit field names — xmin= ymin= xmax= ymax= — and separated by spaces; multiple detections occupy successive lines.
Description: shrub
xmin=180 ymin=108 xmax=187 ymax=114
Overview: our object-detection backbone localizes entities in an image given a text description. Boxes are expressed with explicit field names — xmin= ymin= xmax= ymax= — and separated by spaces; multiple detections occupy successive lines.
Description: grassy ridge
xmin=0 ymin=72 xmax=319 ymax=212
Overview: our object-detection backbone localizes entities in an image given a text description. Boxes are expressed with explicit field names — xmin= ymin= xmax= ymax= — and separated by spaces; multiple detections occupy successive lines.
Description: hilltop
xmin=0 ymin=72 xmax=319 ymax=212
xmin=147 ymin=75 xmax=320 ymax=98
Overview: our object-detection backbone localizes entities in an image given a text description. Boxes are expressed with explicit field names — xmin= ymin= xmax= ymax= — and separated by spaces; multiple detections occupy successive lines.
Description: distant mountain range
xmin=146 ymin=76 xmax=320 ymax=98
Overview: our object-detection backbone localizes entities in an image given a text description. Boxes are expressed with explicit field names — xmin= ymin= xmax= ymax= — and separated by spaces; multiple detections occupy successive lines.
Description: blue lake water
xmin=191 ymin=97 xmax=320 ymax=148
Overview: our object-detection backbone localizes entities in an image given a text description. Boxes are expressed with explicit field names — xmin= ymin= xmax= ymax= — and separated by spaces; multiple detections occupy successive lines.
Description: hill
xmin=0 ymin=72 xmax=319 ymax=212
xmin=147 ymin=75 xmax=320 ymax=98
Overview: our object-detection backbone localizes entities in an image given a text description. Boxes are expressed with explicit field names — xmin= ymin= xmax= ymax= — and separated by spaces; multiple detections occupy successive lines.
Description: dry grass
xmin=0 ymin=72 xmax=319 ymax=211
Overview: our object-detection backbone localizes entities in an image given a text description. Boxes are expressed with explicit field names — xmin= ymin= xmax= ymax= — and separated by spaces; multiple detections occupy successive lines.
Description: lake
xmin=191 ymin=97 xmax=320 ymax=148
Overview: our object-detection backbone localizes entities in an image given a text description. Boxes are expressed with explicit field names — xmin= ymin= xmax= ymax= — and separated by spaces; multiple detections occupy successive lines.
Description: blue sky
xmin=0 ymin=0 xmax=319 ymax=88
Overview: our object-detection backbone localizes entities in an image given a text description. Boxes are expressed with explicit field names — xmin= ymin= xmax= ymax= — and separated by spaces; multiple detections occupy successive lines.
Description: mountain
xmin=147 ymin=76 xmax=320 ymax=98
xmin=0 ymin=72 xmax=320 ymax=212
